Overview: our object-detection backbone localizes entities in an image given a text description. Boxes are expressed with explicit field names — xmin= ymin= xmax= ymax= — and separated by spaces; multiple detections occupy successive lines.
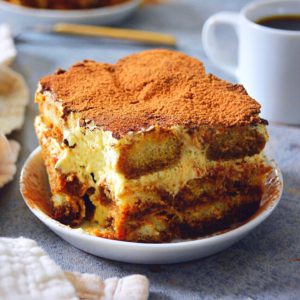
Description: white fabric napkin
xmin=0 ymin=237 xmax=150 ymax=300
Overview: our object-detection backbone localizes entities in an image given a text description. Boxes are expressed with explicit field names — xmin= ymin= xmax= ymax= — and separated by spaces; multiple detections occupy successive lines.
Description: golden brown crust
xmin=116 ymin=129 xmax=182 ymax=179
xmin=177 ymin=200 xmax=261 ymax=240
xmin=39 ymin=50 xmax=263 ymax=138
xmin=52 ymin=194 xmax=85 ymax=226
xmin=198 ymin=126 xmax=267 ymax=160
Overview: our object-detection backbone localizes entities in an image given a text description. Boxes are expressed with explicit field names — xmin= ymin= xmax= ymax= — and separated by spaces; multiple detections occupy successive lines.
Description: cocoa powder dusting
xmin=40 ymin=49 xmax=262 ymax=138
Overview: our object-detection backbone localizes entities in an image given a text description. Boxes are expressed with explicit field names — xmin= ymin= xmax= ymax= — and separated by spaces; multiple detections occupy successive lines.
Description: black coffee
xmin=256 ymin=15 xmax=300 ymax=31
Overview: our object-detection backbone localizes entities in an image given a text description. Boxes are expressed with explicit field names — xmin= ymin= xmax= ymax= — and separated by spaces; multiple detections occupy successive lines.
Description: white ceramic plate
xmin=0 ymin=0 xmax=142 ymax=26
xmin=20 ymin=147 xmax=283 ymax=264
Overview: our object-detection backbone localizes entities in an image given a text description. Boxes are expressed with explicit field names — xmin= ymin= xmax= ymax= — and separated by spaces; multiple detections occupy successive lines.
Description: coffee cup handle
xmin=202 ymin=12 xmax=239 ymax=79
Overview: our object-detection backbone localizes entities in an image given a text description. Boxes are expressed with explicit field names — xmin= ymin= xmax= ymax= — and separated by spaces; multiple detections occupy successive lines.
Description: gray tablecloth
xmin=0 ymin=0 xmax=299 ymax=299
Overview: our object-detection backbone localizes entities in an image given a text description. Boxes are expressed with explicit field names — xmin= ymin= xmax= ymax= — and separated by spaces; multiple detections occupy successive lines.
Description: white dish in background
xmin=0 ymin=0 xmax=142 ymax=26
xmin=20 ymin=147 xmax=283 ymax=264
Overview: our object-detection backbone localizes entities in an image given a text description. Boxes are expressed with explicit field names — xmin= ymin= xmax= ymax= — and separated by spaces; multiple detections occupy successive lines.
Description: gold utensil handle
xmin=54 ymin=23 xmax=176 ymax=46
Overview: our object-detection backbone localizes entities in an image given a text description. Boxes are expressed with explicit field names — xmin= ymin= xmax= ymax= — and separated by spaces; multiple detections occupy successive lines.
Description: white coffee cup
xmin=202 ymin=0 xmax=300 ymax=124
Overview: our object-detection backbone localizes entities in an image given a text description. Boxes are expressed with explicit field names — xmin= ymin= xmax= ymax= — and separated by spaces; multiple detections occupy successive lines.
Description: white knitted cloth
xmin=0 ymin=237 xmax=149 ymax=300
xmin=0 ymin=237 xmax=78 ymax=300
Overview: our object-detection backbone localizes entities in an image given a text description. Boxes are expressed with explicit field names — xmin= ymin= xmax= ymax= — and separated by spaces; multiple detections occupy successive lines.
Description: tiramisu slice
xmin=35 ymin=50 xmax=271 ymax=242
